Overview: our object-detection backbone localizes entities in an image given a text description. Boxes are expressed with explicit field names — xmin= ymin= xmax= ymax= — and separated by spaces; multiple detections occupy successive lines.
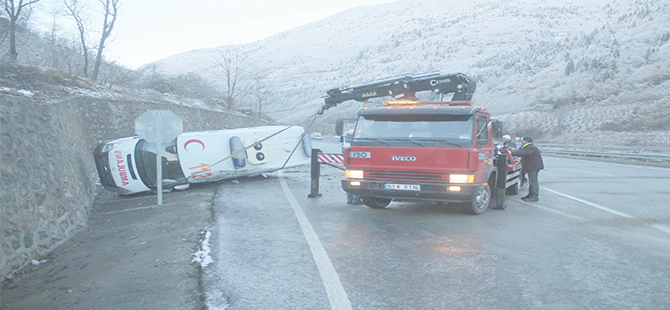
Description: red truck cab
xmin=341 ymin=101 xmax=506 ymax=214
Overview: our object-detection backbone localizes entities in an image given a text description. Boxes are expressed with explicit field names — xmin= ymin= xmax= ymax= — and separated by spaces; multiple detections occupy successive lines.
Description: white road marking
xmin=95 ymin=205 xmax=163 ymax=216
xmin=648 ymin=223 xmax=670 ymax=235
xmin=543 ymin=187 xmax=670 ymax=236
xmin=632 ymin=231 xmax=670 ymax=247
xmin=518 ymin=200 xmax=586 ymax=221
xmin=564 ymin=168 xmax=615 ymax=177
xmin=543 ymin=187 xmax=633 ymax=218
xmin=644 ymin=166 xmax=670 ymax=172
xmin=94 ymin=198 xmax=207 ymax=216
xmin=549 ymin=156 xmax=670 ymax=172
xmin=278 ymin=171 xmax=353 ymax=310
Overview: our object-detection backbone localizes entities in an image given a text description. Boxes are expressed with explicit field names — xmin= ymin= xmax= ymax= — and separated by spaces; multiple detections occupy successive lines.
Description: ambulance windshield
xmin=134 ymin=139 xmax=186 ymax=187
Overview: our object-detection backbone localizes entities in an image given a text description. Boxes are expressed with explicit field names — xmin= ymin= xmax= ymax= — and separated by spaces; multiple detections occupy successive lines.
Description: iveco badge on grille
xmin=392 ymin=156 xmax=417 ymax=161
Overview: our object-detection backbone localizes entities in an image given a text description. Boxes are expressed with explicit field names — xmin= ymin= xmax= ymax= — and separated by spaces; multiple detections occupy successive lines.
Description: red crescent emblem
xmin=184 ymin=139 xmax=205 ymax=152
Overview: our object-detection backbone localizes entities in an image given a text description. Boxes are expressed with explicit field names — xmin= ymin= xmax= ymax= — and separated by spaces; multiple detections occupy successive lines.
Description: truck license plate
xmin=384 ymin=184 xmax=420 ymax=191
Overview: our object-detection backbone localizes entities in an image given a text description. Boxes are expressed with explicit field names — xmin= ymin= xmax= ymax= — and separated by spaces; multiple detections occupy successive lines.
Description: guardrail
xmin=536 ymin=143 xmax=670 ymax=165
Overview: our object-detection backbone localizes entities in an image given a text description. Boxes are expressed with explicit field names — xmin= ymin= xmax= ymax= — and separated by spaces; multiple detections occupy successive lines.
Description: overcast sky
xmin=92 ymin=0 xmax=394 ymax=68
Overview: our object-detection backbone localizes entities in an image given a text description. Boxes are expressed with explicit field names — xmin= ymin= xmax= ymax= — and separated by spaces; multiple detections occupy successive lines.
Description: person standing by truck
xmin=502 ymin=134 xmax=517 ymax=150
xmin=511 ymin=137 xmax=544 ymax=202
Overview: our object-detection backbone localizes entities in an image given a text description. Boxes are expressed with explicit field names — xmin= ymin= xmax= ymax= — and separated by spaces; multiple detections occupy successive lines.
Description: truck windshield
xmin=135 ymin=139 xmax=186 ymax=188
xmin=353 ymin=114 xmax=474 ymax=148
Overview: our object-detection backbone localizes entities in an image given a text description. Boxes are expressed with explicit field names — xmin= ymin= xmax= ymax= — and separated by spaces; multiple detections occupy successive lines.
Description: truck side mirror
xmin=335 ymin=119 xmax=344 ymax=136
xmin=344 ymin=131 xmax=353 ymax=143
xmin=490 ymin=120 xmax=503 ymax=140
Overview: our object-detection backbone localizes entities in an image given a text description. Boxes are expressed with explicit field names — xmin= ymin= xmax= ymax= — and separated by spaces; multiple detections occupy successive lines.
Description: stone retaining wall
xmin=0 ymin=94 xmax=268 ymax=278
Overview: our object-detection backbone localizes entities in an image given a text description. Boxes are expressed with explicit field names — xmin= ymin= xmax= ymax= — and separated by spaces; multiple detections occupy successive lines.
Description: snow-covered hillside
xmin=151 ymin=0 xmax=670 ymax=146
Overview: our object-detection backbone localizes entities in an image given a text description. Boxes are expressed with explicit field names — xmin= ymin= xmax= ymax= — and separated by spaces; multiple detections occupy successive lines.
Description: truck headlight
xmin=449 ymin=174 xmax=474 ymax=184
xmin=346 ymin=169 xmax=364 ymax=179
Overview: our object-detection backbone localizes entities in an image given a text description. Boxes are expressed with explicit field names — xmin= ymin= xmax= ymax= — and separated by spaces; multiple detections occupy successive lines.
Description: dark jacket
xmin=511 ymin=142 xmax=544 ymax=171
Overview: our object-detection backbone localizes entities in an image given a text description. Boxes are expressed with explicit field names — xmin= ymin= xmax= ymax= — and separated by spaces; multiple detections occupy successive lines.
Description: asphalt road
xmin=201 ymin=145 xmax=670 ymax=310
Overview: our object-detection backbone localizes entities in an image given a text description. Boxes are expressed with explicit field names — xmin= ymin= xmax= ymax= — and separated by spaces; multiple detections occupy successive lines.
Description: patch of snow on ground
xmin=17 ymin=89 xmax=34 ymax=97
xmin=193 ymin=228 xmax=214 ymax=268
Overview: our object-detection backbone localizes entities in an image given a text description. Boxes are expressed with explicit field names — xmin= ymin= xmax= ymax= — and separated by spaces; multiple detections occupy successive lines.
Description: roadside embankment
xmin=0 ymin=93 xmax=267 ymax=278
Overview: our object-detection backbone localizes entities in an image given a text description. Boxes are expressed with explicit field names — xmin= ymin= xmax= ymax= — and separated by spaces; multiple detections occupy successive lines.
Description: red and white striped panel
xmin=318 ymin=153 xmax=344 ymax=164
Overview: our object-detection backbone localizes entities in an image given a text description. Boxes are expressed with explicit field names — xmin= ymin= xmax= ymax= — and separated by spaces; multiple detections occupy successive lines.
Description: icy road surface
xmin=201 ymin=142 xmax=670 ymax=309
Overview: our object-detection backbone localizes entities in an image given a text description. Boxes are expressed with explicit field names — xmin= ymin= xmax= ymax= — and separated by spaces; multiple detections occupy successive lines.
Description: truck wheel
xmin=506 ymin=182 xmax=519 ymax=195
xmin=362 ymin=197 xmax=391 ymax=209
xmin=463 ymin=184 xmax=491 ymax=215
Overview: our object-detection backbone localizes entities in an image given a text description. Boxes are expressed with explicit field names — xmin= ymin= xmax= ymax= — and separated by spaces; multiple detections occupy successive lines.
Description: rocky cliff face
xmin=0 ymin=94 xmax=268 ymax=278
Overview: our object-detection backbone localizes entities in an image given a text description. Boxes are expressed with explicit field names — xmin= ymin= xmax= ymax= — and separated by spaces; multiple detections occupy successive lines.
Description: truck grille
xmin=367 ymin=170 xmax=449 ymax=183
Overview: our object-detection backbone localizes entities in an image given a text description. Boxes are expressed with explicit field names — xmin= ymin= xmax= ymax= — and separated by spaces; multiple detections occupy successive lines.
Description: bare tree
xmin=1 ymin=0 xmax=40 ymax=63
xmin=216 ymin=47 xmax=248 ymax=109
xmin=250 ymin=70 xmax=271 ymax=119
xmin=63 ymin=0 xmax=89 ymax=77
xmin=553 ymin=105 xmax=571 ymax=134
xmin=44 ymin=5 xmax=63 ymax=68
xmin=91 ymin=0 xmax=119 ymax=80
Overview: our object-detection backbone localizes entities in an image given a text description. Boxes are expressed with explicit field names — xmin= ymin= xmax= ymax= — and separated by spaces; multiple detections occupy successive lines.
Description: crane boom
xmin=321 ymin=72 xmax=476 ymax=112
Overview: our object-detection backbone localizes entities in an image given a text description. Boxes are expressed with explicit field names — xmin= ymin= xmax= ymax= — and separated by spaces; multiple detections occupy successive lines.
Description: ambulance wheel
xmin=506 ymin=182 xmax=519 ymax=195
xmin=463 ymin=184 xmax=491 ymax=215
xmin=362 ymin=197 xmax=391 ymax=209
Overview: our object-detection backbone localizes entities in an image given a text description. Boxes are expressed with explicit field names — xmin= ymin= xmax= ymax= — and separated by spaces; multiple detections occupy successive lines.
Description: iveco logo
xmin=392 ymin=156 xmax=417 ymax=161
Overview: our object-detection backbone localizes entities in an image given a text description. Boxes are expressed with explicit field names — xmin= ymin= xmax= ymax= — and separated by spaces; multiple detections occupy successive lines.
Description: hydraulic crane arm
xmin=321 ymin=72 xmax=476 ymax=112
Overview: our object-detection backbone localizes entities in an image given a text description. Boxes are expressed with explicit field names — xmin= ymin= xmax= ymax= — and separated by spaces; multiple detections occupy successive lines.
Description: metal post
xmin=308 ymin=148 xmax=322 ymax=198
xmin=156 ymin=114 xmax=163 ymax=205
xmin=494 ymin=153 xmax=507 ymax=210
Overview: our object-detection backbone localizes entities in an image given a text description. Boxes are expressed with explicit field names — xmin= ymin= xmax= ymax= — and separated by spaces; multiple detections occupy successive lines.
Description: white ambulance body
xmin=93 ymin=126 xmax=311 ymax=195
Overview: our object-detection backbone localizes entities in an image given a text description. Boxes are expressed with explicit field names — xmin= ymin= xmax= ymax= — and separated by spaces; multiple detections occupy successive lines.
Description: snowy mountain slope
xmin=151 ymin=0 xmax=670 ymax=146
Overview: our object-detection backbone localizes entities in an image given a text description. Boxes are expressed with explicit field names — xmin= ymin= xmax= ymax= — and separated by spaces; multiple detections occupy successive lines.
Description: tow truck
xmin=322 ymin=72 xmax=521 ymax=214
